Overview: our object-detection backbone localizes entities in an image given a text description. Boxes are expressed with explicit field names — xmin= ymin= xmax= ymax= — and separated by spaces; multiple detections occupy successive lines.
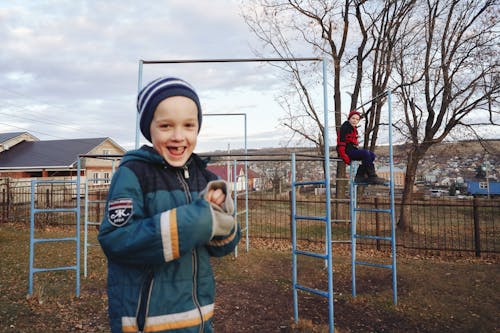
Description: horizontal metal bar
xmin=295 ymin=215 xmax=327 ymax=222
xmin=87 ymin=200 xmax=107 ymax=204
xmin=141 ymin=57 xmax=323 ymax=64
xmin=34 ymin=237 xmax=77 ymax=243
xmin=294 ymin=249 xmax=328 ymax=260
xmin=86 ymin=221 xmax=101 ymax=226
xmin=295 ymin=284 xmax=329 ymax=298
xmin=294 ymin=180 xmax=325 ymax=186
xmin=354 ymin=234 xmax=392 ymax=241
xmin=354 ymin=208 xmax=392 ymax=213
xmin=33 ymin=180 xmax=77 ymax=185
xmin=355 ymin=261 xmax=393 ymax=269
xmin=33 ymin=208 xmax=78 ymax=213
xmin=32 ymin=266 xmax=77 ymax=273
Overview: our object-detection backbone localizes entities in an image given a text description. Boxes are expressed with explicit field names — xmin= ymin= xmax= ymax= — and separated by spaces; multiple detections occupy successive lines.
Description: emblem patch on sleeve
xmin=108 ymin=198 xmax=133 ymax=227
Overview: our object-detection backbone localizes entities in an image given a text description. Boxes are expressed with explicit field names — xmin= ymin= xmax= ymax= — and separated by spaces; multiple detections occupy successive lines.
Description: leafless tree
xmin=393 ymin=0 xmax=499 ymax=231
xmin=242 ymin=0 xmax=416 ymax=218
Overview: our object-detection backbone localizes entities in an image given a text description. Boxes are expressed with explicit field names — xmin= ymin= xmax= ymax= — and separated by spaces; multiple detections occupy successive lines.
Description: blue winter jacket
xmin=98 ymin=146 xmax=240 ymax=333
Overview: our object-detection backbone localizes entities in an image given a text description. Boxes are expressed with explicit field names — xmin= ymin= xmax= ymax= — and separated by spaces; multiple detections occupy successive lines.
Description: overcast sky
xmin=0 ymin=0 xmax=312 ymax=152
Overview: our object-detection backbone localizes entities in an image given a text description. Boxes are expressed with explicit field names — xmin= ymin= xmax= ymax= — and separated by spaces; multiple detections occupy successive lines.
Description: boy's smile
xmin=150 ymin=96 xmax=199 ymax=167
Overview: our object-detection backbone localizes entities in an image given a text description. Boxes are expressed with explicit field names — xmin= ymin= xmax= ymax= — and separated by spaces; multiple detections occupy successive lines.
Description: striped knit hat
xmin=137 ymin=76 xmax=202 ymax=142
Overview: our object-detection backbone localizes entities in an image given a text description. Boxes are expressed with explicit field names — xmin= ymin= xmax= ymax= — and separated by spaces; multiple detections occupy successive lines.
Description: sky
xmin=0 ymin=0 xmax=318 ymax=153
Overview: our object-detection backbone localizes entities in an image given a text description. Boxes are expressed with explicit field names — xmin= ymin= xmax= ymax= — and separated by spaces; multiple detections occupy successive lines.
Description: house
xmin=373 ymin=166 xmax=406 ymax=188
xmin=0 ymin=132 xmax=126 ymax=183
xmin=207 ymin=163 xmax=260 ymax=192
xmin=466 ymin=179 xmax=500 ymax=197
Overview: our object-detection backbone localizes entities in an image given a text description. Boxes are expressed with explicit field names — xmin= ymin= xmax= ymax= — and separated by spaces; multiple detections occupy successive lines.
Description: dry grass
xmin=1 ymin=224 xmax=498 ymax=332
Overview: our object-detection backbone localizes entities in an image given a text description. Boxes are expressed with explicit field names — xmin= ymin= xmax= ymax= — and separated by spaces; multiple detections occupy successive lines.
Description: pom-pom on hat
xmin=137 ymin=76 xmax=202 ymax=142
xmin=348 ymin=110 xmax=361 ymax=120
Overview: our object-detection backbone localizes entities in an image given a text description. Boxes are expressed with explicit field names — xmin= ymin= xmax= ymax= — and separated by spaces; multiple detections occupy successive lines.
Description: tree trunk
xmin=398 ymin=147 xmax=427 ymax=232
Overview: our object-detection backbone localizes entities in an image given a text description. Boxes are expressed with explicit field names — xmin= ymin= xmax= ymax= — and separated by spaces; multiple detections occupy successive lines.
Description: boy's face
xmin=349 ymin=114 xmax=360 ymax=127
xmin=150 ymin=96 xmax=199 ymax=167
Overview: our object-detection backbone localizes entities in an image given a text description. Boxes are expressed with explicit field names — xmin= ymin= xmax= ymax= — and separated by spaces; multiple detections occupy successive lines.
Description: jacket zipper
xmin=177 ymin=167 xmax=204 ymax=332
xmin=137 ymin=272 xmax=154 ymax=332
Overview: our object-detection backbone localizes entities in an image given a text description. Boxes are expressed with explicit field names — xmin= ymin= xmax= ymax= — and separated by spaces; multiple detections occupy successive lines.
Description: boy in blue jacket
xmin=98 ymin=76 xmax=240 ymax=333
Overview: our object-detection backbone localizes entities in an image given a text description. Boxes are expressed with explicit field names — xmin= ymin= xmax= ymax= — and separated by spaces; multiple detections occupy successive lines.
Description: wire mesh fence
xmin=1 ymin=162 xmax=498 ymax=257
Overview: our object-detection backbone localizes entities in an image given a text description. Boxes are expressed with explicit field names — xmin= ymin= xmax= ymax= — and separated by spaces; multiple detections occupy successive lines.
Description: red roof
xmin=207 ymin=164 xmax=259 ymax=181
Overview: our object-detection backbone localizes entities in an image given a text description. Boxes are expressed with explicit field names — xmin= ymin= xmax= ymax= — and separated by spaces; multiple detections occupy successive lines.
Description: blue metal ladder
xmin=28 ymin=178 xmax=81 ymax=296
xmin=291 ymin=58 xmax=335 ymax=332
xmin=350 ymin=91 xmax=397 ymax=305
xmin=291 ymin=153 xmax=334 ymax=333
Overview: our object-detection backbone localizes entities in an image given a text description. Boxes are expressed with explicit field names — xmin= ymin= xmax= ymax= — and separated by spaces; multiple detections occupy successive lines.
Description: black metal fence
xmin=1 ymin=177 xmax=498 ymax=257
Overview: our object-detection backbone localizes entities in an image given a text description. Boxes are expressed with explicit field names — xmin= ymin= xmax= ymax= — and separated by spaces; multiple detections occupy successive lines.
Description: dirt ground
xmin=212 ymin=239 xmax=498 ymax=333
xmin=1 ymin=225 xmax=498 ymax=332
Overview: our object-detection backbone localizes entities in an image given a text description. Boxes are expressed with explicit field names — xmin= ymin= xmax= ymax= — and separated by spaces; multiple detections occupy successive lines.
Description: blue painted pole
xmin=136 ymin=60 xmax=143 ymax=149
xmin=322 ymin=57 xmax=334 ymax=333
xmin=291 ymin=153 xmax=298 ymax=323
xmin=388 ymin=91 xmax=397 ymax=305
xmin=76 ymin=159 xmax=81 ymax=297
xmin=350 ymin=162 xmax=357 ymax=297
xmin=28 ymin=180 xmax=36 ymax=295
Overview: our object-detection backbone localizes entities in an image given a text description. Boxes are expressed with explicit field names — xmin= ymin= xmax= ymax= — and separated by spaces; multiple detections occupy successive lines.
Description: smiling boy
xmin=98 ymin=77 xmax=240 ymax=333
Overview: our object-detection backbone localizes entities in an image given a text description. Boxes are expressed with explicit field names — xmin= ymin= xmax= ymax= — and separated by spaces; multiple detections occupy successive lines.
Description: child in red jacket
xmin=337 ymin=110 xmax=386 ymax=185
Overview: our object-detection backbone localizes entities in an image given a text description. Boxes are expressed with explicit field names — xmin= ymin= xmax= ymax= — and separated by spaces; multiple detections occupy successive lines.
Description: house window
xmin=103 ymin=172 xmax=110 ymax=184
xmin=92 ymin=172 xmax=99 ymax=184
xmin=479 ymin=182 xmax=488 ymax=189
xmin=103 ymin=149 xmax=111 ymax=155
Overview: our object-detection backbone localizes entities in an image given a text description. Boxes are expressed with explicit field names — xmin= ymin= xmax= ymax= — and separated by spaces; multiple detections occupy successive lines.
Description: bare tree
xmin=393 ymin=0 xmax=500 ymax=231
xmin=242 ymin=0 xmax=416 ymax=218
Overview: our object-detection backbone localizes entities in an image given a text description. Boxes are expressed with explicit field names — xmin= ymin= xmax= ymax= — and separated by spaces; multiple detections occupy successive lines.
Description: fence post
xmin=289 ymin=190 xmax=293 ymax=241
xmin=375 ymin=197 xmax=381 ymax=251
xmin=472 ymin=197 xmax=481 ymax=257
xmin=1 ymin=188 xmax=5 ymax=223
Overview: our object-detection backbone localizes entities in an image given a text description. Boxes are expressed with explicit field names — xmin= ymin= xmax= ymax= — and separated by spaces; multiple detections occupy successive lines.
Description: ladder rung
xmin=33 ymin=208 xmax=78 ymax=213
xmin=354 ymin=208 xmax=392 ymax=213
xmin=354 ymin=234 xmax=392 ymax=241
xmin=294 ymin=249 xmax=328 ymax=260
xmin=34 ymin=237 xmax=77 ymax=243
xmin=295 ymin=284 xmax=329 ymax=298
xmin=87 ymin=221 xmax=101 ymax=225
xmin=355 ymin=261 xmax=392 ymax=269
xmin=294 ymin=180 xmax=325 ymax=186
xmin=32 ymin=266 xmax=77 ymax=273
xmin=331 ymin=198 xmax=350 ymax=202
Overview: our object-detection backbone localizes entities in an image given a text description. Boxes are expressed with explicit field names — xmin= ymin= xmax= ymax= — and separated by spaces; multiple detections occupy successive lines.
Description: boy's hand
xmin=205 ymin=188 xmax=225 ymax=207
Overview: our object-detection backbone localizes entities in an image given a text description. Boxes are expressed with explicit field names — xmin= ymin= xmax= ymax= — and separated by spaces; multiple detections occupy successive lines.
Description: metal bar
xmin=141 ymin=57 xmax=322 ymax=64
xmin=34 ymin=237 xmax=77 ymax=243
xmin=350 ymin=163 xmax=358 ymax=298
xmin=32 ymin=266 xmax=77 ymax=273
xmin=355 ymin=261 xmax=393 ymax=269
xmin=353 ymin=235 xmax=392 ymax=241
xmin=388 ymin=91 xmax=398 ymax=305
xmin=354 ymin=208 xmax=392 ymax=213
xmin=136 ymin=60 xmax=143 ymax=149
xmin=291 ymin=153 xmax=299 ymax=324
xmin=322 ymin=57 xmax=334 ymax=333
xmin=295 ymin=215 xmax=327 ymax=222
xmin=294 ymin=250 xmax=328 ymax=260
xmin=295 ymin=284 xmax=329 ymax=298
xmin=294 ymin=180 xmax=326 ymax=186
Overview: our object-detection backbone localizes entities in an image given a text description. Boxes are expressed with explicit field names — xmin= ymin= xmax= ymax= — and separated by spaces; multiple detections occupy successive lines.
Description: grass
xmin=1 ymin=223 xmax=499 ymax=332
